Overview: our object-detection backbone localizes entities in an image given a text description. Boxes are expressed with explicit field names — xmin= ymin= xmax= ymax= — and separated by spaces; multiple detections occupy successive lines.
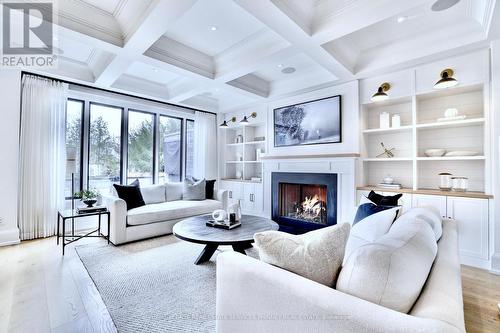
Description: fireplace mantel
xmin=260 ymin=153 xmax=360 ymax=160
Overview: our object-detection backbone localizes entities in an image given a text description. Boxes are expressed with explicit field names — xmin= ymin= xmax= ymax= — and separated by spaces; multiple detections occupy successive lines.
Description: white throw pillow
xmin=254 ymin=223 xmax=351 ymax=287
xmin=337 ymin=219 xmax=437 ymax=313
xmin=165 ymin=182 xmax=184 ymax=201
xmin=394 ymin=207 xmax=443 ymax=241
xmin=140 ymin=184 xmax=166 ymax=204
xmin=344 ymin=206 xmax=400 ymax=263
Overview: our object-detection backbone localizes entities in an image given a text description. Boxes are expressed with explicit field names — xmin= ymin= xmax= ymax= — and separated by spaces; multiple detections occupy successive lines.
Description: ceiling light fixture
xmin=431 ymin=0 xmax=460 ymax=12
xmin=281 ymin=67 xmax=296 ymax=74
xmin=209 ymin=25 xmax=218 ymax=31
xmin=397 ymin=16 xmax=408 ymax=23
xmin=434 ymin=68 xmax=458 ymax=89
xmin=277 ymin=64 xmax=284 ymax=68
xmin=219 ymin=117 xmax=236 ymax=129
xmin=371 ymin=83 xmax=391 ymax=102
xmin=240 ymin=112 xmax=257 ymax=126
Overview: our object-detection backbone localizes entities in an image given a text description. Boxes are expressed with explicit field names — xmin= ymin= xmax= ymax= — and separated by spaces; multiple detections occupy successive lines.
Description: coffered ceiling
xmin=29 ymin=0 xmax=498 ymax=112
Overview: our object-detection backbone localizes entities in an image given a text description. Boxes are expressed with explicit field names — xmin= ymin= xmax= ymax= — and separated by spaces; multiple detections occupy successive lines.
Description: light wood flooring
xmin=0 ymin=237 xmax=499 ymax=333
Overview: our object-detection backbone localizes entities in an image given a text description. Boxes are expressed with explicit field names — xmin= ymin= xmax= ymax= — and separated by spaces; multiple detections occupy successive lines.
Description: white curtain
xmin=18 ymin=75 xmax=67 ymax=240
xmin=193 ymin=111 xmax=217 ymax=179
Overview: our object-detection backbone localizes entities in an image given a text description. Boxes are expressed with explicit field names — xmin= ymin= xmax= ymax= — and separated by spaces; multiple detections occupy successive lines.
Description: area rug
xmin=75 ymin=236 xmax=257 ymax=333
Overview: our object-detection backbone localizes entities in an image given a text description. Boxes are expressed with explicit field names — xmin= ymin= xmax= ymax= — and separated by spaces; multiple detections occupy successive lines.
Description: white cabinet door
xmin=447 ymin=197 xmax=489 ymax=260
xmin=252 ymin=183 xmax=263 ymax=214
xmin=412 ymin=194 xmax=447 ymax=218
xmin=242 ymin=183 xmax=254 ymax=213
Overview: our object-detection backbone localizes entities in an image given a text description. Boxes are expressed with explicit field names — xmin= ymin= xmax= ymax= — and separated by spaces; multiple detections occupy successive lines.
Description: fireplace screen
xmin=278 ymin=183 xmax=327 ymax=225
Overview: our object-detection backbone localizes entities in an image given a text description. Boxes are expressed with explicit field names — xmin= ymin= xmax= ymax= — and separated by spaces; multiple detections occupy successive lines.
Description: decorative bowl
xmin=424 ymin=149 xmax=446 ymax=157
xmin=83 ymin=199 xmax=97 ymax=207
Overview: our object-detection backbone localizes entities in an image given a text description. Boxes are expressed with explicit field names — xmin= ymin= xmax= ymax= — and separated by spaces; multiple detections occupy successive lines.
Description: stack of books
xmin=206 ymin=220 xmax=242 ymax=230
xmin=76 ymin=206 xmax=107 ymax=214
xmin=377 ymin=183 xmax=403 ymax=189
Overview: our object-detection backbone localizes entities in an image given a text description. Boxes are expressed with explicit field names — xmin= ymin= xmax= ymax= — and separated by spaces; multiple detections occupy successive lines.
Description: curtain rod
xmin=21 ymin=71 xmax=217 ymax=116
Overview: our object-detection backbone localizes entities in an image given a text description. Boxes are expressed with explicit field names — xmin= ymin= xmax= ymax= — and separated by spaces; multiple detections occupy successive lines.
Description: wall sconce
xmin=371 ymin=83 xmax=391 ymax=102
xmin=434 ymin=68 xmax=458 ymax=89
xmin=240 ymin=112 xmax=257 ymax=125
xmin=219 ymin=117 xmax=236 ymax=128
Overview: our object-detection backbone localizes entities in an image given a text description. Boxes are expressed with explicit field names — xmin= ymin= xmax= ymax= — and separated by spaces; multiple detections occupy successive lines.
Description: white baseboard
xmin=0 ymin=227 xmax=20 ymax=247
xmin=490 ymin=253 xmax=500 ymax=275
xmin=460 ymin=255 xmax=491 ymax=270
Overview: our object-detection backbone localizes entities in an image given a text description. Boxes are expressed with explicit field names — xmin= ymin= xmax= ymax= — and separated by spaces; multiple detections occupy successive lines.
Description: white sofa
xmin=103 ymin=183 xmax=228 ymax=245
xmin=216 ymin=218 xmax=465 ymax=333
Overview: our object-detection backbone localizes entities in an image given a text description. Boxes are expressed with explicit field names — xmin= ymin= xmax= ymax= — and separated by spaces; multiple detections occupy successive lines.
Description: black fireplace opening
xmin=272 ymin=172 xmax=337 ymax=234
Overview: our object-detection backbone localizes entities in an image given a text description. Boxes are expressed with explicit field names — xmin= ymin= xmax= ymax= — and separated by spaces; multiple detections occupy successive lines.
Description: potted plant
xmin=74 ymin=189 xmax=100 ymax=207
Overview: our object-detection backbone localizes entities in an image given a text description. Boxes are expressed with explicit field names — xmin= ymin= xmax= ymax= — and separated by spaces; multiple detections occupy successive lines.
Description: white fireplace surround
xmin=262 ymin=156 xmax=358 ymax=224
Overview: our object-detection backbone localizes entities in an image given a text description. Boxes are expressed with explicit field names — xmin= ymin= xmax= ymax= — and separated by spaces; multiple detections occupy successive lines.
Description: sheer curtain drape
xmin=193 ymin=111 xmax=217 ymax=180
xmin=18 ymin=75 xmax=67 ymax=240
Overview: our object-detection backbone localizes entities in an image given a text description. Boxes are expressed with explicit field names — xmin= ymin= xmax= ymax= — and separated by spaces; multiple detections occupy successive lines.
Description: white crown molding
xmin=227 ymin=74 xmax=270 ymax=98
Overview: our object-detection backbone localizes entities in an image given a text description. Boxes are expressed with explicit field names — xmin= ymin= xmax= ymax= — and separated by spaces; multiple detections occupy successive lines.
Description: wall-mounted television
xmin=273 ymin=95 xmax=341 ymax=147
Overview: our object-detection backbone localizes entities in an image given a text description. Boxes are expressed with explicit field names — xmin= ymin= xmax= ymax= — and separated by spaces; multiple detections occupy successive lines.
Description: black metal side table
xmin=56 ymin=209 xmax=111 ymax=255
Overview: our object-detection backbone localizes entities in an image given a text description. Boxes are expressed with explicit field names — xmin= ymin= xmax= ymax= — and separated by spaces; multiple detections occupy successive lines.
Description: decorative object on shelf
xmin=235 ymin=134 xmax=243 ymax=143
xmin=211 ymin=209 xmax=227 ymax=222
xmin=425 ymin=148 xmax=446 ymax=157
xmin=219 ymin=116 xmax=236 ymax=128
xmin=379 ymin=112 xmax=390 ymax=129
xmin=236 ymin=152 xmax=243 ymax=161
xmin=437 ymin=108 xmax=466 ymax=122
xmin=451 ymin=176 xmax=468 ymax=192
xmin=434 ymin=68 xmax=458 ymax=89
xmin=391 ymin=114 xmax=401 ymax=128
xmin=376 ymin=142 xmax=395 ymax=158
xmin=383 ymin=175 xmax=394 ymax=184
xmin=371 ymin=82 xmax=390 ymax=102
xmin=74 ymin=188 xmax=100 ymax=207
xmin=240 ymin=112 xmax=257 ymax=125
xmin=254 ymin=136 xmax=265 ymax=142
xmin=274 ymin=95 xmax=341 ymax=147
xmin=236 ymin=170 xmax=243 ymax=180
xmin=439 ymin=172 xmax=452 ymax=191
xmin=377 ymin=182 xmax=402 ymax=189
xmin=444 ymin=150 xmax=478 ymax=157
xmin=256 ymin=148 xmax=263 ymax=161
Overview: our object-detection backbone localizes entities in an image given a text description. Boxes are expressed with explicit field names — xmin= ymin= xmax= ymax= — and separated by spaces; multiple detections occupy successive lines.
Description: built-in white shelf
xmin=226 ymin=142 xmax=244 ymax=147
xmin=363 ymin=126 xmax=413 ymax=134
xmin=417 ymin=156 xmax=485 ymax=161
xmin=416 ymin=118 xmax=485 ymax=130
xmin=245 ymin=160 xmax=262 ymax=163
xmin=245 ymin=140 xmax=266 ymax=145
xmin=363 ymin=157 xmax=413 ymax=162
xmin=226 ymin=161 xmax=244 ymax=164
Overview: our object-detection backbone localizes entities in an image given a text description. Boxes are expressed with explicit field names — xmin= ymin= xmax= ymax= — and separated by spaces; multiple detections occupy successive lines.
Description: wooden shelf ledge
xmin=260 ymin=153 xmax=360 ymax=160
xmin=357 ymin=186 xmax=493 ymax=199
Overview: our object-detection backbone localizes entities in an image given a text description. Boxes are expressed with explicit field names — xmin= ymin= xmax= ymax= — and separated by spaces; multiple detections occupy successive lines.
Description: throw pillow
xmin=393 ymin=207 xmax=443 ymax=241
xmin=344 ymin=206 xmax=400 ymax=262
xmin=337 ymin=219 xmax=437 ymax=313
xmin=254 ymin=223 xmax=351 ymax=287
xmin=183 ymin=179 xmax=206 ymax=200
xmin=353 ymin=202 xmax=397 ymax=225
xmin=368 ymin=190 xmax=402 ymax=206
xmin=113 ymin=179 xmax=145 ymax=210
xmin=187 ymin=177 xmax=216 ymax=199
xmin=139 ymin=184 xmax=166 ymax=204
xmin=165 ymin=182 xmax=184 ymax=201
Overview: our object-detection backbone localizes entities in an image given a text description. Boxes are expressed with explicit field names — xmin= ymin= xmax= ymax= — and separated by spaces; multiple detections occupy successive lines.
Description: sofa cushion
xmin=127 ymin=199 xmax=222 ymax=226
xmin=188 ymin=177 xmax=217 ymax=199
xmin=140 ymin=184 xmax=166 ymax=204
xmin=394 ymin=207 xmax=443 ymax=241
xmin=113 ymin=179 xmax=145 ymax=210
xmin=183 ymin=179 xmax=206 ymax=200
xmin=165 ymin=182 xmax=184 ymax=201
xmin=344 ymin=206 xmax=400 ymax=262
xmin=254 ymin=223 xmax=351 ymax=287
xmin=336 ymin=218 xmax=437 ymax=314
xmin=353 ymin=202 xmax=397 ymax=225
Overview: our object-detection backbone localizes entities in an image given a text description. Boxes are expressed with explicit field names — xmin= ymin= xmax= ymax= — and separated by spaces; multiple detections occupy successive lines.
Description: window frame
xmin=65 ymin=98 xmax=85 ymax=199
xmin=185 ymin=119 xmax=195 ymax=180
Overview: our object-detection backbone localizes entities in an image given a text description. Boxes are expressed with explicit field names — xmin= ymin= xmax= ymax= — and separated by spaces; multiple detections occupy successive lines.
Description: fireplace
xmin=272 ymin=172 xmax=337 ymax=234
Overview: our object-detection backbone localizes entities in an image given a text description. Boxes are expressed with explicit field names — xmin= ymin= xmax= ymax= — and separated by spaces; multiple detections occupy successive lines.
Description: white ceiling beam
xmin=94 ymin=0 xmax=198 ymax=86
xmin=234 ymin=0 xmax=353 ymax=80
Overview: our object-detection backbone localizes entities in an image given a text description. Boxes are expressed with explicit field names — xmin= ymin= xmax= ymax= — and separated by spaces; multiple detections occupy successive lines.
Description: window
xmin=159 ymin=116 xmax=182 ymax=183
xmin=88 ymin=103 xmax=122 ymax=194
xmin=65 ymin=100 xmax=83 ymax=198
xmin=128 ymin=111 xmax=154 ymax=185
xmin=185 ymin=120 xmax=195 ymax=179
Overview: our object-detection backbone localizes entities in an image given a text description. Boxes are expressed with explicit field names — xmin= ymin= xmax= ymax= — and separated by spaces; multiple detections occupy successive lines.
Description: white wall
xmin=0 ymin=69 xmax=21 ymax=246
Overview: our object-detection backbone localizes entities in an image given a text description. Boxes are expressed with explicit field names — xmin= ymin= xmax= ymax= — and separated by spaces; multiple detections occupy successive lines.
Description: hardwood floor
xmin=1 ymin=237 xmax=499 ymax=333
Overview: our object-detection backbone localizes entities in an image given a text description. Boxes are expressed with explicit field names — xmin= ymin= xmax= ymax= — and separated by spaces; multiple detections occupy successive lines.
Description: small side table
xmin=57 ymin=209 xmax=110 ymax=255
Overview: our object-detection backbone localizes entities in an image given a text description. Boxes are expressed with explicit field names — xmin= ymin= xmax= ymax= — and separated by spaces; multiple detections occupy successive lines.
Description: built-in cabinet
xmin=220 ymin=180 xmax=264 ymax=216
xmin=357 ymin=189 xmax=490 ymax=268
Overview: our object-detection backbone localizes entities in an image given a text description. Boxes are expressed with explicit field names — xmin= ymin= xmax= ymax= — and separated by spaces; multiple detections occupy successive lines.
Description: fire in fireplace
xmin=272 ymin=172 xmax=337 ymax=234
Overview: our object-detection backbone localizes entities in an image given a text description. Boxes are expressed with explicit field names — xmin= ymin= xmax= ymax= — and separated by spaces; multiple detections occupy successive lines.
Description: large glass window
xmin=65 ymin=100 xmax=83 ymax=198
xmin=128 ymin=111 xmax=154 ymax=185
xmin=159 ymin=116 xmax=182 ymax=183
xmin=88 ymin=103 xmax=122 ymax=193
xmin=185 ymin=120 xmax=195 ymax=179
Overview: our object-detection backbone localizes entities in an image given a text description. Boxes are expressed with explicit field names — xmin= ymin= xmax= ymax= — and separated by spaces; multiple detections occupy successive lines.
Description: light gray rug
xmin=75 ymin=236 xmax=257 ymax=333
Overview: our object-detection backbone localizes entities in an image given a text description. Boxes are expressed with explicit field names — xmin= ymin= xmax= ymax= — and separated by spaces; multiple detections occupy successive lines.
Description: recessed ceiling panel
xmin=163 ymin=0 xmax=265 ymax=56
xmin=58 ymin=37 xmax=94 ymax=64
xmin=79 ymin=0 xmax=122 ymax=15
xmin=125 ymin=62 xmax=180 ymax=86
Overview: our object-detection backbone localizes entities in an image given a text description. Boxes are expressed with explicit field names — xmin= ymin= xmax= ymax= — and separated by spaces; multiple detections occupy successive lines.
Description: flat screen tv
xmin=273 ymin=95 xmax=341 ymax=147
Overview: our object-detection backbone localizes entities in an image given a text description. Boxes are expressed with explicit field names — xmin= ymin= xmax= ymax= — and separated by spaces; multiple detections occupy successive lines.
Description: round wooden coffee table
xmin=173 ymin=214 xmax=278 ymax=265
